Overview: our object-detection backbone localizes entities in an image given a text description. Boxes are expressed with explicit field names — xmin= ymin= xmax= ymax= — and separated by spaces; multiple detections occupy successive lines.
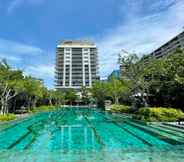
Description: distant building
xmin=119 ymin=30 xmax=184 ymax=80
xmin=108 ymin=70 xmax=120 ymax=80
xmin=120 ymin=64 xmax=127 ymax=80
xmin=55 ymin=40 xmax=99 ymax=91
xmin=150 ymin=30 xmax=184 ymax=59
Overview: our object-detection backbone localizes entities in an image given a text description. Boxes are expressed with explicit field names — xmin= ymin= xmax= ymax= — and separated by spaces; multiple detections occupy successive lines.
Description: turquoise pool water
xmin=0 ymin=107 xmax=184 ymax=162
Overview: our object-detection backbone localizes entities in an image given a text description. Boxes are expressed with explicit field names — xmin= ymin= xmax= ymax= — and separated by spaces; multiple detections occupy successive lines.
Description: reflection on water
xmin=76 ymin=115 xmax=83 ymax=120
xmin=59 ymin=125 xmax=95 ymax=150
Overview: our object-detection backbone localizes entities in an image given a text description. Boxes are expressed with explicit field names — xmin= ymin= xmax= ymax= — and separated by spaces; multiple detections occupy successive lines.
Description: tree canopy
xmin=129 ymin=49 xmax=184 ymax=109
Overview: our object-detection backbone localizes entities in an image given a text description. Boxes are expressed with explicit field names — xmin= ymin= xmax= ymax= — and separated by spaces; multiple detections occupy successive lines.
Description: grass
xmin=0 ymin=114 xmax=16 ymax=121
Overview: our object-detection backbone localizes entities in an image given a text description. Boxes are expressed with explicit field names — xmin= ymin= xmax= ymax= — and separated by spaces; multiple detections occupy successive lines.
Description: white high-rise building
xmin=55 ymin=40 xmax=99 ymax=91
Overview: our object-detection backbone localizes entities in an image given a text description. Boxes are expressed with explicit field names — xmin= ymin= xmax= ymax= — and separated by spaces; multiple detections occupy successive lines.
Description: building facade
xmin=120 ymin=64 xmax=127 ymax=80
xmin=108 ymin=70 xmax=120 ymax=80
xmin=118 ymin=31 xmax=184 ymax=80
xmin=150 ymin=30 xmax=184 ymax=59
xmin=55 ymin=40 xmax=98 ymax=91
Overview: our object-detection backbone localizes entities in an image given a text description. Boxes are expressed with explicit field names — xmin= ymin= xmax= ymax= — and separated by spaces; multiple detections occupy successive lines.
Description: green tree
xmin=132 ymin=49 xmax=184 ymax=108
xmin=119 ymin=53 xmax=139 ymax=80
xmin=91 ymin=81 xmax=108 ymax=108
xmin=48 ymin=90 xmax=55 ymax=105
xmin=107 ymin=78 xmax=128 ymax=104
xmin=81 ymin=86 xmax=90 ymax=105
xmin=0 ymin=60 xmax=24 ymax=115
xmin=118 ymin=53 xmax=150 ymax=107
xmin=52 ymin=90 xmax=65 ymax=105
xmin=21 ymin=76 xmax=45 ymax=109
xmin=65 ymin=90 xmax=77 ymax=105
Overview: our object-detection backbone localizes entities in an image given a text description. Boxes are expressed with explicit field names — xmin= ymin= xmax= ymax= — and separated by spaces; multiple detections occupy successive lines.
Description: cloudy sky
xmin=0 ymin=0 xmax=184 ymax=88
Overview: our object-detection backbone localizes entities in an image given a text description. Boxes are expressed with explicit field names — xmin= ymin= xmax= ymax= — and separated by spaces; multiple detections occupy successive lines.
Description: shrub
xmin=0 ymin=114 xmax=16 ymax=121
xmin=135 ymin=107 xmax=184 ymax=122
xmin=110 ymin=104 xmax=131 ymax=113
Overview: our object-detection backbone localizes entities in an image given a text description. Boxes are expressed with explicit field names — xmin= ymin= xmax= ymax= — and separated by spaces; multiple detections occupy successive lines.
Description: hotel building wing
xmin=55 ymin=40 xmax=99 ymax=90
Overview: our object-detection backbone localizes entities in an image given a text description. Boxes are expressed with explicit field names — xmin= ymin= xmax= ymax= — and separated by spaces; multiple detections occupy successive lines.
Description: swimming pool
xmin=0 ymin=107 xmax=184 ymax=162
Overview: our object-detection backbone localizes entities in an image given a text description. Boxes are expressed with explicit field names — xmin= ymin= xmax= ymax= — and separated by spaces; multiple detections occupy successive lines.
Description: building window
xmin=65 ymin=48 xmax=70 ymax=51
xmin=84 ymin=48 xmax=89 ymax=51
xmin=66 ymin=53 xmax=70 ymax=56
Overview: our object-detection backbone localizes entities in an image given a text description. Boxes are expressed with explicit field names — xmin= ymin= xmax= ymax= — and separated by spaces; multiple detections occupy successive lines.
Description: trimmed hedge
xmin=134 ymin=107 xmax=184 ymax=122
xmin=110 ymin=104 xmax=131 ymax=113
xmin=0 ymin=114 xmax=16 ymax=121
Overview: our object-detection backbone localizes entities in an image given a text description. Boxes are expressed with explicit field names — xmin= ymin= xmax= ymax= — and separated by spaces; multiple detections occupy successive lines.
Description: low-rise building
xmin=150 ymin=30 xmax=184 ymax=59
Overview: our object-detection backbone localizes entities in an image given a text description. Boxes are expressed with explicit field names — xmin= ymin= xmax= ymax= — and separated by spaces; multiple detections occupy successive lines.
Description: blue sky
xmin=0 ymin=0 xmax=184 ymax=88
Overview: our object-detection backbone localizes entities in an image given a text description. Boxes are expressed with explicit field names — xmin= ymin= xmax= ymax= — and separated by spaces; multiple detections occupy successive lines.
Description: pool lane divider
xmin=5 ymin=109 xmax=75 ymax=150
xmin=8 ymin=119 xmax=46 ymax=149
xmin=7 ymin=112 xmax=57 ymax=150
xmin=80 ymin=110 xmax=105 ymax=146
xmin=0 ymin=114 xmax=37 ymax=134
xmin=7 ymin=131 xmax=31 ymax=149
xmin=83 ymin=115 xmax=106 ymax=148
xmin=96 ymin=112 xmax=153 ymax=147
xmin=24 ymin=111 xmax=66 ymax=149
xmin=50 ymin=111 xmax=68 ymax=135
xmin=0 ymin=112 xmax=49 ymax=135
xmin=111 ymin=121 xmax=153 ymax=147
xmin=125 ymin=121 xmax=184 ymax=145
xmin=25 ymin=110 xmax=68 ymax=149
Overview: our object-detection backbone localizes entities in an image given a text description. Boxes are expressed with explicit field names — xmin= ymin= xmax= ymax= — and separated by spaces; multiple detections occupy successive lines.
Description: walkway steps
xmin=159 ymin=124 xmax=184 ymax=133
xmin=85 ymin=114 xmax=148 ymax=150
xmin=149 ymin=124 xmax=184 ymax=138
xmin=97 ymin=112 xmax=171 ymax=148
xmin=125 ymin=121 xmax=184 ymax=145
xmin=115 ymin=122 xmax=171 ymax=148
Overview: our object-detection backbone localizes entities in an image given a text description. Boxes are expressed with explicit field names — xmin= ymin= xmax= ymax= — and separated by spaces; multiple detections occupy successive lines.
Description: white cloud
xmin=24 ymin=64 xmax=55 ymax=89
xmin=0 ymin=53 xmax=22 ymax=62
xmin=0 ymin=38 xmax=54 ymax=88
xmin=0 ymin=39 xmax=44 ymax=56
xmin=26 ymin=64 xmax=55 ymax=78
xmin=7 ymin=0 xmax=45 ymax=14
xmin=95 ymin=0 xmax=184 ymax=78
